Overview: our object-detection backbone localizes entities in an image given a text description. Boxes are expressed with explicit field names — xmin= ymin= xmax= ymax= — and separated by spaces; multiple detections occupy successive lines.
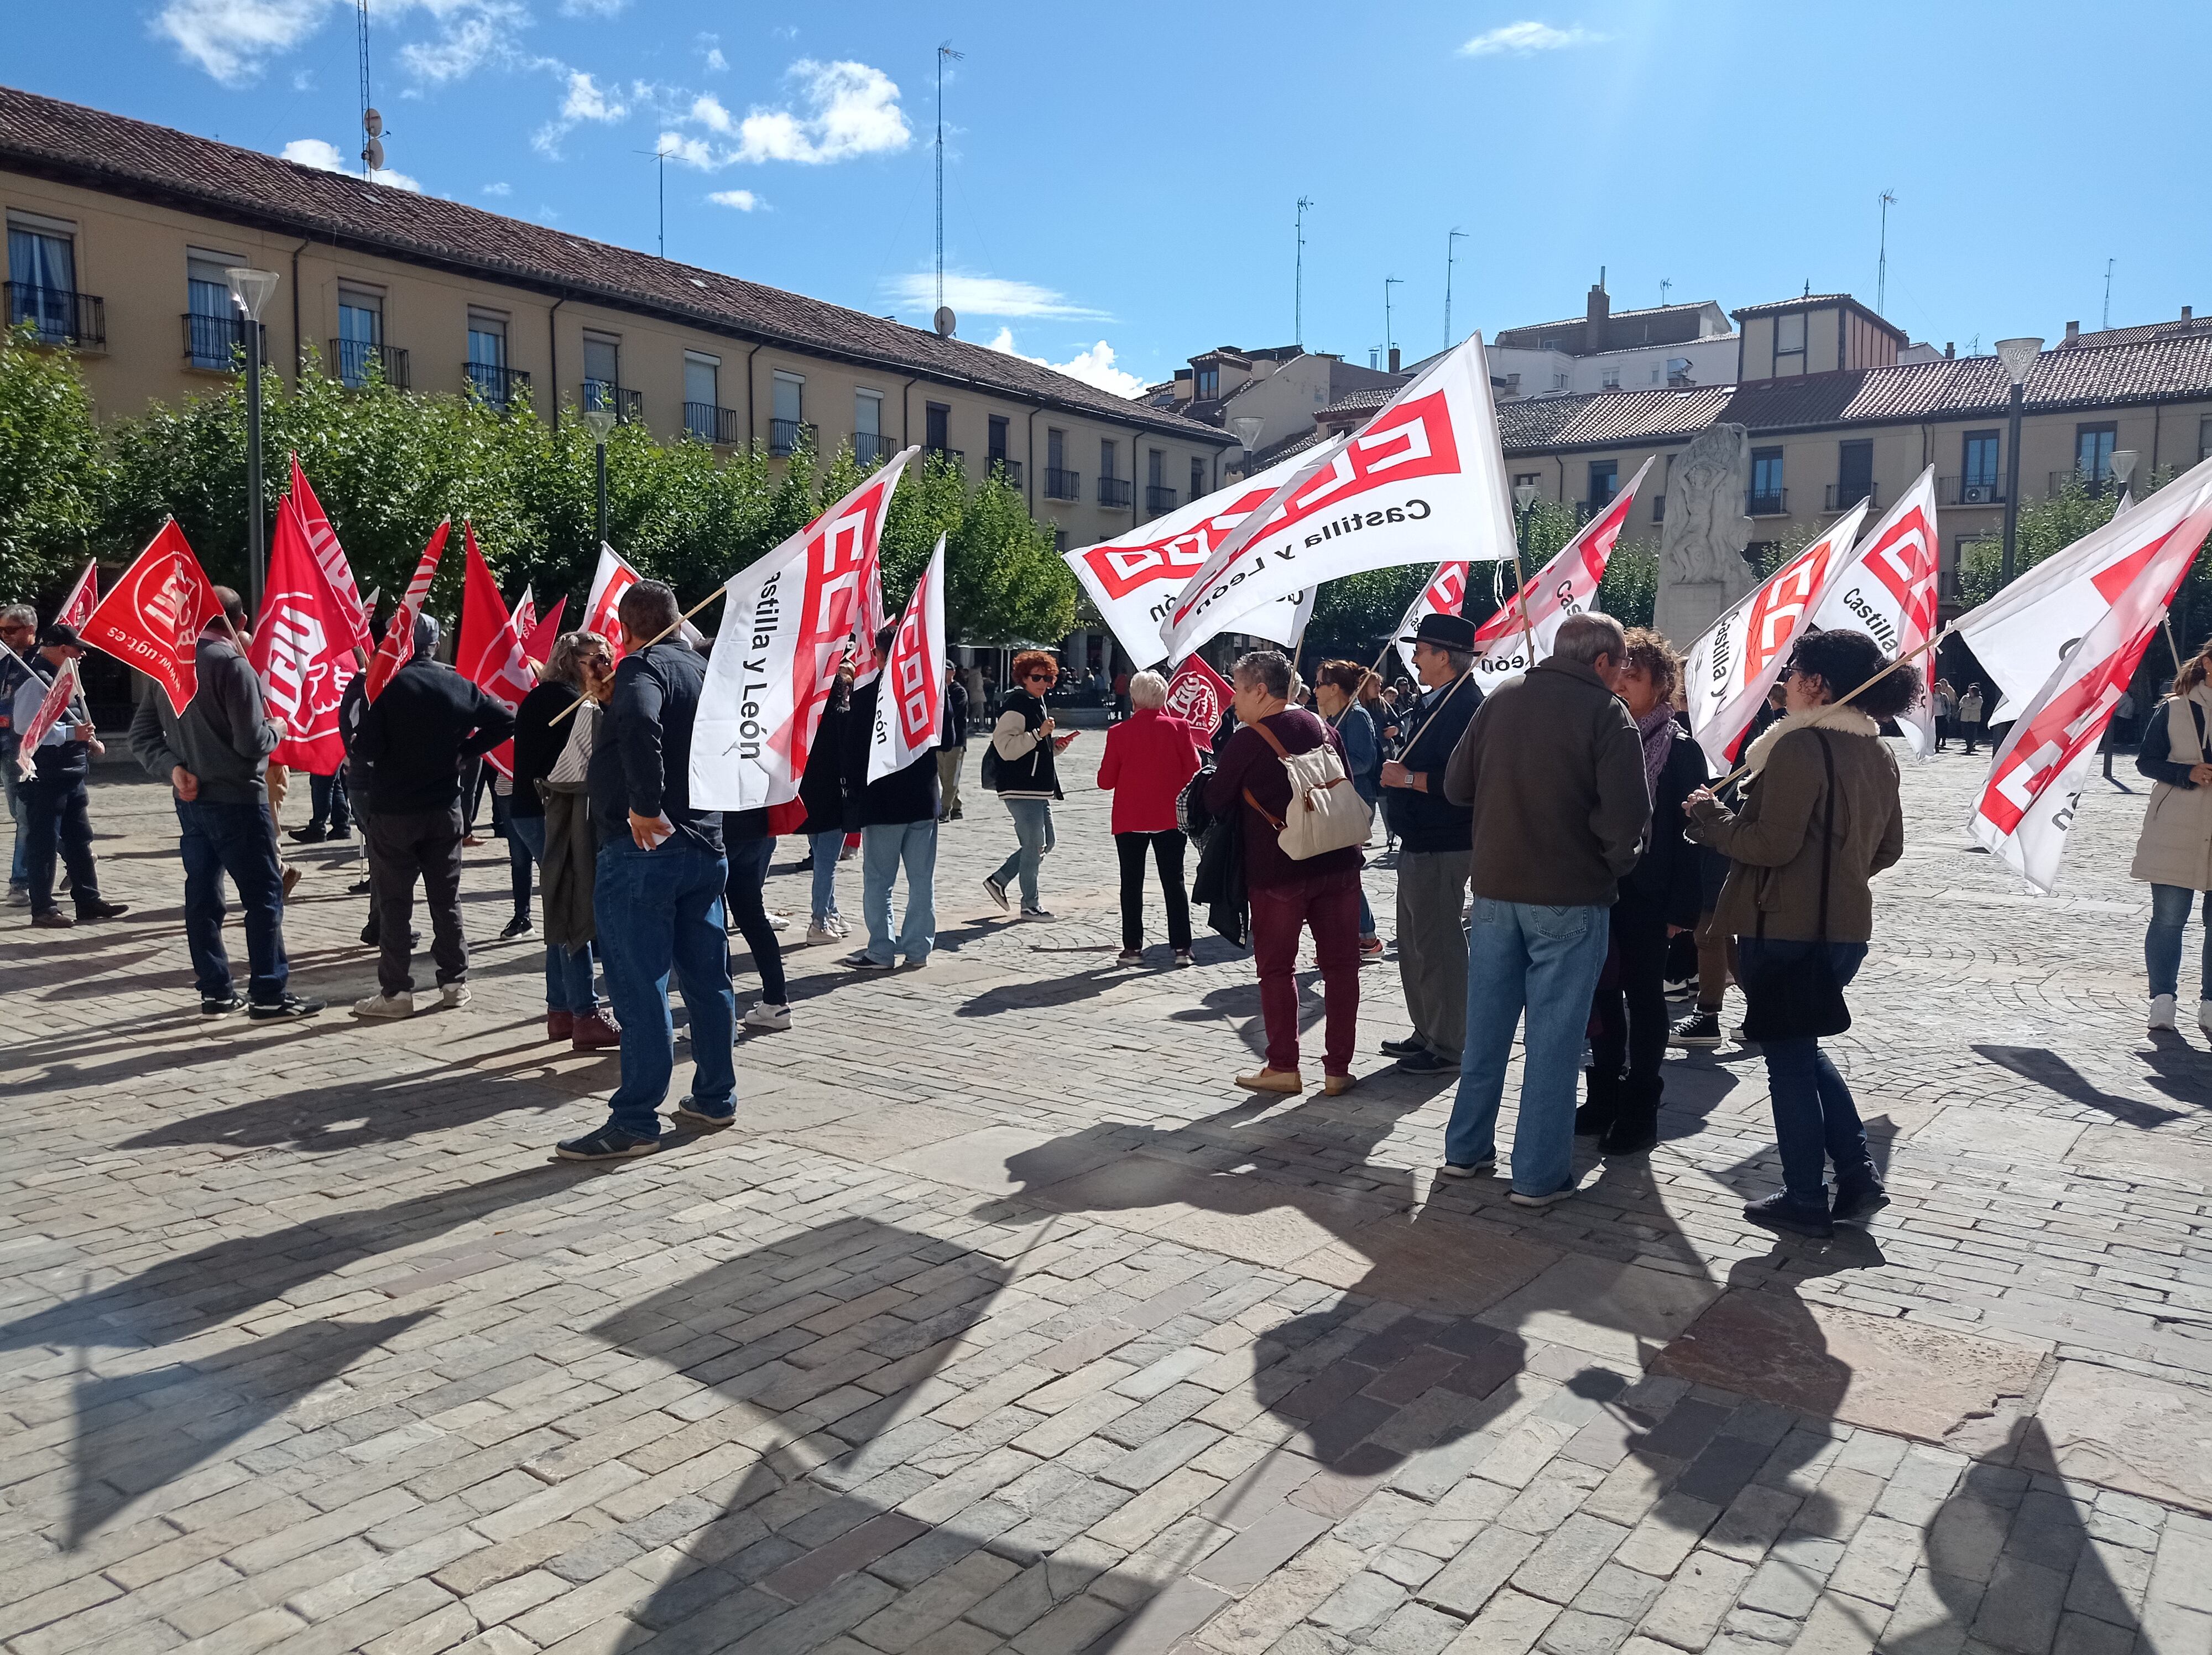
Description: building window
xmin=925 ymin=400 xmax=952 ymax=462
xmin=1587 ymin=460 xmax=1618 ymax=512
xmin=854 ymin=389 xmax=886 ymax=464
xmin=2075 ymin=422 xmax=2116 ymax=486
xmin=186 ymin=247 xmax=247 ymax=369
xmin=1962 ymin=429 xmax=2001 ymax=498
xmin=2201 ymin=417 xmax=2212 ymax=463
xmin=1600 ymin=367 xmax=1621 ymax=390
xmin=1195 ymin=367 xmax=1218 ymax=399
xmin=337 ymin=284 xmax=383 ymax=387
xmin=582 ymin=331 xmax=621 ymax=410
xmin=772 ymin=371 xmax=806 ymax=456
xmin=1100 ymin=438 xmax=1119 ymax=480
xmin=1835 ymin=439 xmax=1874 ymax=511
xmin=1052 ymin=529 xmax=1069 ymax=554
xmin=988 ymin=414 xmax=1009 ymax=465
xmin=1191 ymin=456 xmax=1206 ymax=501
xmin=466 ymin=310 xmax=510 ymax=407
xmin=1666 ymin=356 xmax=1693 ymax=387
xmin=1774 ymin=312 xmax=1806 ymax=376
xmin=7 ymin=212 xmax=80 ymax=344
xmin=1750 ymin=447 xmax=1786 ymax=514
xmin=684 ymin=351 xmax=721 ymax=441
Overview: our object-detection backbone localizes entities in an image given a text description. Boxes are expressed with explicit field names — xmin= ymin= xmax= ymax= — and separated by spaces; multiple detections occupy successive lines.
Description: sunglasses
xmin=1025 ymin=672 xmax=1056 ymax=683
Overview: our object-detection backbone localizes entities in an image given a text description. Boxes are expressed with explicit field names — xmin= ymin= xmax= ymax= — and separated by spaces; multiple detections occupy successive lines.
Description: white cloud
xmin=560 ymin=0 xmax=624 ymax=13
xmin=291 ymin=67 xmax=315 ymax=90
xmin=987 ymin=330 xmax=1148 ymax=399
xmin=703 ymin=46 xmax=727 ymax=71
xmin=560 ymin=69 xmax=625 ymax=122
xmin=726 ymin=60 xmax=910 ymax=164
xmin=1458 ymin=20 xmax=1606 ymax=55
xmin=398 ymin=2 xmax=530 ymax=84
xmin=654 ymin=131 xmax=722 ymax=169
xmin=708 ymin=189 xmax=759 ymax=211
xmin=280 ymin=136 xmax=421 ymax=192
xmin=153 ymin=0 xmax=327 ymax=86
xmin=483 ymin=180 xmax=512 ymax=195
xmin=888 ymin=273 xmax=1104 ymax=321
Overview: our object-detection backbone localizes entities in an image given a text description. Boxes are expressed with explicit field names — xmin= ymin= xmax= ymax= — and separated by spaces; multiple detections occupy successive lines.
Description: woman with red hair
xmin=984 ymin=650 xmax=1078 ymax=918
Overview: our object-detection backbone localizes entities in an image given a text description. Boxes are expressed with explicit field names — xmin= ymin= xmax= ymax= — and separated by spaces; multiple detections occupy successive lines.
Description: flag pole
xmin=1705 ymin=625 xmax=1954 ymax=795
xmin=547 ymin=585 xmax=728 ymax=726
xmin=2166 ymin=616 xmax=2187 ymax=676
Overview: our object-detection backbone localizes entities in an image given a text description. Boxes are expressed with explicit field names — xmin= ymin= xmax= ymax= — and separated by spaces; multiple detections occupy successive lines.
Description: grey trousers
xmin=1397 ymin=848 xmax=1472 ymax=1060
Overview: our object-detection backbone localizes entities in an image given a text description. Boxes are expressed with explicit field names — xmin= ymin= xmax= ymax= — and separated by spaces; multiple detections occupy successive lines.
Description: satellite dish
xmin=933 ymin=306 xmax=956 ymax=339
xmin=363 ymin=136 xmax=386 ymax=171
xmin=363 ymin=107 xmax=383 ymax=138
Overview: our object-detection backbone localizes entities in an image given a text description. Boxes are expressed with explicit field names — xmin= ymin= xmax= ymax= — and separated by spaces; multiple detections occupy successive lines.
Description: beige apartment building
xmin=0 ymin=86 xmax=1232 ymax=574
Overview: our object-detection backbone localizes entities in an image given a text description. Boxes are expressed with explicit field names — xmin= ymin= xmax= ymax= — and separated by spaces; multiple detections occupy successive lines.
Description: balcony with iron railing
xmin=464 ymin=361 xmax=530 ymax=410
xmin=1939 ymin=475 xmax=2006 ymax=507
xmin=1044 ymin=467 xmax=1082 ymax=502
xmin=1746 ymin=488 xmax=1789 ymax=517
xmin=1098 ymin=476 xmax=1134 ymax=509
xmin=1575 ymin=496 xmax=1616 ymax=522
xmin=854 ymin=432 xmax=895 ymax=467
xmin=582 ymin=379 xmax=643 ymax=423
xmin=2050 ymin=469 xmax=2115 ymax=498
xmin=337 ymin=337 xmax=409 ymax=389
xmin=683 ymin=403 xmax=743 ymax=444
xmin=924 ymin=445 xmax=964 ymax=471
xmin=1145 ymin=485 xmax=1177 ymax=514
xmin=988 ymin=456 xmax=1022 ymax=488
xmin=768 ymin=418 xmax=819 ymax=457
xmin=1824 ymin=482 xmax=1878 ymax=512
xmin=182 ymin=312 xmax=266 ymax=370
xmin=6 ymin=283 xmax=104 ymax=348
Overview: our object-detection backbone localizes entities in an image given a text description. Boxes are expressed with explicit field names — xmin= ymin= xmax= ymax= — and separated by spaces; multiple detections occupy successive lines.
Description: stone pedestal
xmin=1653 ymin=578 xmax=1752 ymax=649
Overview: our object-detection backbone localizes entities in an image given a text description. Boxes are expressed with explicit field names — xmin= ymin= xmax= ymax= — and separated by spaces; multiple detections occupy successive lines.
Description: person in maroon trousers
xmin=1204 ymin=649 xmax=1363 ymax=1096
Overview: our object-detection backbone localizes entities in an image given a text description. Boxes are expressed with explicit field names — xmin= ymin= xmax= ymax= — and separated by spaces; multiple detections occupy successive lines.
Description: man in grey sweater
xmin=131 ymin=598 xmax=321 ymax=1019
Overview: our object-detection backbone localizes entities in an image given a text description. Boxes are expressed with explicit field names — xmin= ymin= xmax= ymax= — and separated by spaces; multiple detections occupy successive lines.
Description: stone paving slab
xmin=1 ymin=747 xmax=2210 ymax=1655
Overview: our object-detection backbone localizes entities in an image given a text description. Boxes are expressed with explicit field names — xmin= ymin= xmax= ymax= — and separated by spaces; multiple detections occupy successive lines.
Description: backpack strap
xmin=1241 ymin=716 xmax=1293 ymax=830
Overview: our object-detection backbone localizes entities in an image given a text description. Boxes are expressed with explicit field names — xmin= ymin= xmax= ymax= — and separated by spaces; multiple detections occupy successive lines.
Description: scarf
xmin=1636 ymin=705 xmax=1676 ymax=799
xmin=1740 ymin=704 xmax=1880 ymax=780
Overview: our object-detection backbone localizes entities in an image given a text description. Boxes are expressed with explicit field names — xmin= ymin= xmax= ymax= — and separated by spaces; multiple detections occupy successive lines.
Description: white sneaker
xmin=805 ymin=924 xmax=841 ymax=945
xmin=441 ymin=983 xmax=472 ymax=1010
xmin=768 ymin=914 xmax=790 ymax=931
xmin=2151 ymin=993 xmax=2178 ymax=1031
xmin=353 ymin=991 xmax=413 ymax=1019
xmin=743 ymin=1002 xmax=791 ymax=1032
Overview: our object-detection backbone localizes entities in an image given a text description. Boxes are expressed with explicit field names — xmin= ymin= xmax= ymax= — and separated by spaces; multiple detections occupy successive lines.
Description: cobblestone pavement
xmin=3 ymin=743 xmax=2210 ymax=1655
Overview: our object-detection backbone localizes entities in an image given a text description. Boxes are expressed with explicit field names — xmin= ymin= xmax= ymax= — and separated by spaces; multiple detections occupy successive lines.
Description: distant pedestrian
xmin=350 ymin=615 xmax=515 ymax=1018
xmin=1958 ymin=683 xmax=1986 ymax=754
xmin=1686 ymin=627 xmax=1908 ymax=1238
xmin=1097 ymin=668 xmax=1202 ymax=966
xmin=1931 ymin=677 xmax=1956 ymax=751
xmin=558 ymin=581 xmax=738 ymax=1159
xmin=984 ymin=650 xmax=1076 ymax=919
xmin=797 ymin=655 xmax=854 ymax=941
xmin=843 ymin=623 xmax=941 ymax=970
xmin=0 ymin=603 xmax=40 ymax=905
xmin=1380 ymin=613 xmax=1484 ymax=1075
xmin=937 ymin=662 xmax=969 ymax=821
xmin=1204 ymin=648 xmax=1363 ymax=1096
xmin=12 ymin=623 xmax=127 ymax=929
xmin=1312 ymin=659 xmax=1386 ymax=959
xmin=2132 ymin=639 xmax=2212 ymax=1034
xmin=1442 ymin=614 xmax=1648 ymax=1206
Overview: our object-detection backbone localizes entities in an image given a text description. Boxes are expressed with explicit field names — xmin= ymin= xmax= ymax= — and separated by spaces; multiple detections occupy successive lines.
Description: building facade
xmin=0 ymin=86 xmax=1232 ymax=575
xmin=1489 ymin=284 xmax=1738 ymax=401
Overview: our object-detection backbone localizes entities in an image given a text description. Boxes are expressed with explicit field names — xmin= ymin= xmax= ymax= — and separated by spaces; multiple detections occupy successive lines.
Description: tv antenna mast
xmin=635 ymin=143 xmax=676 ymax=257
xmin=357 ymin=0 xmax=385 ymax=175
xmin=1444 ymin=227 xmax=1467 ymax=347
xmin=2104 ymin=258 xmax=2115 ymax=330
xmin=1384 ymin=275 xmax=1402 ymax=361
xmin=1660 ymin=277 xmax=1672 ymax=305
xmin=1294 ymin=196 xmax=1314 ymax=348
xmin=1877 ymin=189 xmax=1897 ymax=314
xmin=935 ymin=41 xmax=964 ymax=329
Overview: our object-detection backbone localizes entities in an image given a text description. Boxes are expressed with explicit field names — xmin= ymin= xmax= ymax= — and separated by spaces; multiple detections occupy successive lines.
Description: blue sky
xmin=11 ymin=1 xmax=2208 ymax=394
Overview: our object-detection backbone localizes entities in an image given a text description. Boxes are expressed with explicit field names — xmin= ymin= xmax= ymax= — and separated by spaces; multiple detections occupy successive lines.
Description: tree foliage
xmin=0 ymin=325 xmax=109 ymax=602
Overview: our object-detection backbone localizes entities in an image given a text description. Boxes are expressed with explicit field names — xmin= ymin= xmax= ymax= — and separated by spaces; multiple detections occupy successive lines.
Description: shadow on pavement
xmin=1974 ymin=1044 xmax=2188 ymax=1127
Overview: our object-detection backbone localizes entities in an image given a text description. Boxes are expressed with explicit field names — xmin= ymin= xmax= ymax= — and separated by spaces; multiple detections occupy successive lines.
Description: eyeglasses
xmin=1025 ymin=672 xmax=1056 ymax=683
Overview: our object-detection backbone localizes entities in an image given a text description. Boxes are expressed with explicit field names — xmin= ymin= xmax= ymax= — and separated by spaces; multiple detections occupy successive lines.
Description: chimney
xmin=1388 ymin=346 xmax=1401 ymax=373
xmin=2065 ymin=320 xmax=2080 ymax=344
xmin=1945 ymin=342 xmax=1955 ymax=358
xmin=2186 ymin=306 xmax=2195 ymax=321
xmin=1585 ymin=277 xmax=1611 ymax=355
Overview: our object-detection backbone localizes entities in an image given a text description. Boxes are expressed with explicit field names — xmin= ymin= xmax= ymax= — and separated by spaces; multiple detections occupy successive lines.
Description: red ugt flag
xmin=1164 ymin=654 xmax=1233 ymax=750
xmin=285 ymin=455 xmax=371 ymax=650
xmin=248 ymin=476 xmax=359 ymax=773
xmin=80 ymin=520 xmax=223 ymax=715
xmin=867 ymin=536 xmax=946 ymax=783
xmin=521 ymin=595 xmax=567 ymax=663
xmin=364 ymin=520 xmax=450 ymax=702
xmin=55 ymin=562 xmax=98 ymax=632
xmin=14 ymin=657 xmax=81 ymax=781
xmin=457 ymin=523 xmax=539 ymax=775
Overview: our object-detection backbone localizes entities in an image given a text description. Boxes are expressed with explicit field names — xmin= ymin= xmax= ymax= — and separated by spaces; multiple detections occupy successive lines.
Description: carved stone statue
xmin=1653 ymin=423 xmax=1756 ymax=644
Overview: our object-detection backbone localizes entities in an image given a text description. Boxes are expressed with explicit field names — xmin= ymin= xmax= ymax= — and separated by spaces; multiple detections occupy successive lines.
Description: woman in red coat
xmin=1097 ymin=670 xmax=1204 ymax=966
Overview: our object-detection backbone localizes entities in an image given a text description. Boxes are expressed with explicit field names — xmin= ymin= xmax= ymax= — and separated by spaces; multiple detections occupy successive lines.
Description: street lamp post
xmin=2109 ymin=447 xmax=2140 ymax=504
xmin=1995 ymin=336 xmax=2043 ymax=587
xmin=1230 ymin=416 xmax=1264 ymax=481
xmin=227 ymin=267 xmax=280 ymax=615
xmin=582 ymin=407 xmax=617 ymax=551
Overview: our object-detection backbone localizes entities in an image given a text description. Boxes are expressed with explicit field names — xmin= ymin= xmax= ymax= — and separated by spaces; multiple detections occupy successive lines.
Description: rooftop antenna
xmin=1660 ymin=277 xmax=1672 ymax=306
xmin=635 ymin=143 xmax=676 ymax=257
xmin=1295 ymin=196 xmax=1314 ymax=348
xmin=935 ymin=41 xmax=963 ymax=324
xmin=1444 ymin=228 xmax=1467 ymax=347
xmin=1877 ymin=189 xmax=1897 ymax=314
xmin=357 ymin=0 xmax=385 ymax=175
xmin=2104 ymin=258 xmax=2115 ymax=330
xmin=1384 ymin=275 xmax=1402 ymax=360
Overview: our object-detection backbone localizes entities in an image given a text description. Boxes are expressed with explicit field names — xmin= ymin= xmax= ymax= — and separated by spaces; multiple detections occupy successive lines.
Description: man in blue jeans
xmin=129 ymin=598 xmax=321 ymax=1018
xmin=841 ymin=623 xmax=940 ymax=969
xmin=1438 ymin=614 xmax=1649 ymax=1206
xmin=558 ymin=581 xmax=736 ymax=1160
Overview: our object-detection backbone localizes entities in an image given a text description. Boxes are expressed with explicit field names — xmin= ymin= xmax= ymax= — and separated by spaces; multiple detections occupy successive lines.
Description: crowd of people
xmin=21 ymin=559 xmax=2184 ymax=1241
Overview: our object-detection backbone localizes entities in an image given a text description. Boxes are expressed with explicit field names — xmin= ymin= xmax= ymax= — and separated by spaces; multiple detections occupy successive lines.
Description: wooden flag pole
xmin=2166 ymin=616 xmax=2187 ymax=676
xmin=547 ymin=585 xmax=728 ymax=726
xmin=1705 ymin=625 xmax=1954 ymax=796
xmin=1509 ymin=553 xmax=1536 ymax=667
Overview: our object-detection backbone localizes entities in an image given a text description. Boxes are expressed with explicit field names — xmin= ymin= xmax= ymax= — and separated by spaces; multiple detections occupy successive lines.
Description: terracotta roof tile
xmin=1498 ymin=387 xmax=1735 ymax=452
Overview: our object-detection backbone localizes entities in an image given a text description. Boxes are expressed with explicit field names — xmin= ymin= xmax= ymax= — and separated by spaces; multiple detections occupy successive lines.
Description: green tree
xmin=0 ymin=324 xmax=111 ymax=601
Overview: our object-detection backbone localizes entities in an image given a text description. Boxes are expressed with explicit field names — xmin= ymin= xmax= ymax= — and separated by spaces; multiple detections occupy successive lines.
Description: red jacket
xmin=1096 ymin=707 xmax=1204 ymax=834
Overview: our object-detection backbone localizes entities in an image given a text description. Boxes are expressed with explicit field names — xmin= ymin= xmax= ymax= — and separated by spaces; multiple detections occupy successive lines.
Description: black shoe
xmin=1395 ymin=1049 xmax=1457 ymax=1075
xmin=348 ymin=877 xmax=374 ymax=896
xmin=1744 ymin=1191 xmax=1835 ymax=1239
xmin=75 ymin=899 xmax=128 ymax=921
xmin=1831 ymin=1177 xmax=1891 ymax=1225
xmin=840 ymin=950 xmax=894 ymax=970
xmin=1380 ymin=1036 xmax=1427 ymax=1058
xmin=500 ymin=915 xmax=536 ymax=940
xmin=1600 ymin=1074 xmax=1663 ymax=1157
xmin=671 ymin=1098 xmax=737 ymax=1131
xmin=1670 ymin=1009 xmax=1723 ymax=1048
xmin=289 ymin=825 xmax=329 ymax=844
xmin=360 ymin=923 xmax=379 ymax=947
xmin=328 ymin=823 xmax=352 ymax=840
xmin=1575 ymin=1066 xmax=1622 ymax=1137
xmin=249 ymin=994 xmax=325 ymax=1020
xmin=201 ymin=993 xmax=246 ymax=1016
xmin=555 ymin=1126 xmax=661 ymax=1161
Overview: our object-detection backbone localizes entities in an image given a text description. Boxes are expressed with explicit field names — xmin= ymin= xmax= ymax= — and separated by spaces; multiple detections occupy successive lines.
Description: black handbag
xmin=1739 ymin=733 xmax=1851 ymax=1043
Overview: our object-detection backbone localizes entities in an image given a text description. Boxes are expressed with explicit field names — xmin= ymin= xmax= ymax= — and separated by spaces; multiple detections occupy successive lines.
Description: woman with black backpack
xmin=983 ymin=650 xmax=1077 ymax=919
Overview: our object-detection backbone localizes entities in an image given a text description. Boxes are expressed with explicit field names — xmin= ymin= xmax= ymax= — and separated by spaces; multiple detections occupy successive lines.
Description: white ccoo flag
xmin=1684 ymin=499 xmax=1872 ymax=767
xmin=692 ymin=447 xmax=919 ymax=810
xmin=1954 ymin=451 xmax=2212 ymax=719
xmin=1390 ymin=561 xmax=1470 ymax=674
xmin=1468 ymin=456 xmax=1654 ymax=692
xmin=868 ymin=535 xmax=947 ymax=784
xmin=1800 ymin=468 xmax=1943 ymax=756
xmin=1156 ymin=334 xmax=1516 ymax=659
xmin=1969 ymin=491 xmax=2212 ymax=893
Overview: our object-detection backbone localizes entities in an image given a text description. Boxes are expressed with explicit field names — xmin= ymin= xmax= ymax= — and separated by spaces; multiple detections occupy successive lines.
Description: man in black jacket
xmin=557 ymin=581 xmax=736 ymax=1160
xmin=936 ymin=664 xmax=969 ymax=822
xmin=842 ymin=624 xmax=940 ymax=969
xmin=351 ymin=615 xmax=514 ymax=1018
xmin=1379 ymin=613 xmax=1483 ymax=1075
xmin=11 ymin=623 xmax=127 ymax=929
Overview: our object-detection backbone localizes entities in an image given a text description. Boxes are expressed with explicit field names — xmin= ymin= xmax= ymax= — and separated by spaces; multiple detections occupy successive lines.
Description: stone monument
xmin=1652 ymin=423 xmax=1757 ymax=646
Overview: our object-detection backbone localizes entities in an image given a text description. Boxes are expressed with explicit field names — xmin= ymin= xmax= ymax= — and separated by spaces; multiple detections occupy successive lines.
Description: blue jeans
xmin=4 ymin=759 xmax=28 ymax=888
xmin=307 ymin=768 xmax=349 ymax=832
xmin=810 ymin=828 xmax=844 ymax=923
xmin=508 ymin=815 xmax=597 ymax=1015
xmin=1738 ymin=938 xmax=1872 ymax=1204
xmin=861 ymin=819 xmax=938 ymax=964
xmin=2145 ymin=883 xmax=2212 ymax=1000
xmin=1446 ymin=899 xmax=1611 ymax=1196
xmin=592 ymin=839 xmax=737 ymax=1139
xmin=177 ymin=799 xmax=288 ymax=1002
xmin=993 ymin=798 xmax=1056 ymax=909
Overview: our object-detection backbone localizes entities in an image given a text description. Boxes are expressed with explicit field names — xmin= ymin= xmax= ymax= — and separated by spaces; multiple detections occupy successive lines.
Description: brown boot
xmin=571 ymin=1010 xmax=621 ymax=1050
xmin=546 ymin=1009 xmax=575 ymax=1041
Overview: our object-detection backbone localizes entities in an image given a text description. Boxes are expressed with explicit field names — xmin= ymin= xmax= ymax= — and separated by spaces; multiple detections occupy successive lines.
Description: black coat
xmin=1381 ymin=672 xmax=1481 ymax=853
xmin=1189 ymin=811 xmax=1248 ymax=948
xmin=843 ymin=679 xmax=940 ymax=826
xmin=797 ymin=701 xmax=851 ymax=835
xmin=508 ymin=680 xmax=574 ymax=820
xmin=1620 ymin=726 xmax=1709 ymax=928
xmin=940 ymin=678 xmax=969 ymax=750
xmin=353 ymin=657 xmax=514 ymax=815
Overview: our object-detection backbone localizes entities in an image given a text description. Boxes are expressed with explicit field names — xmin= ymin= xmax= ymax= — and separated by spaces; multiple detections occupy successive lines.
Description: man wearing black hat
xmin=11 ymin=623 xmax=127 ymax=929
xmin=1378 ymin=612 xmax=1481 ymax=1074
